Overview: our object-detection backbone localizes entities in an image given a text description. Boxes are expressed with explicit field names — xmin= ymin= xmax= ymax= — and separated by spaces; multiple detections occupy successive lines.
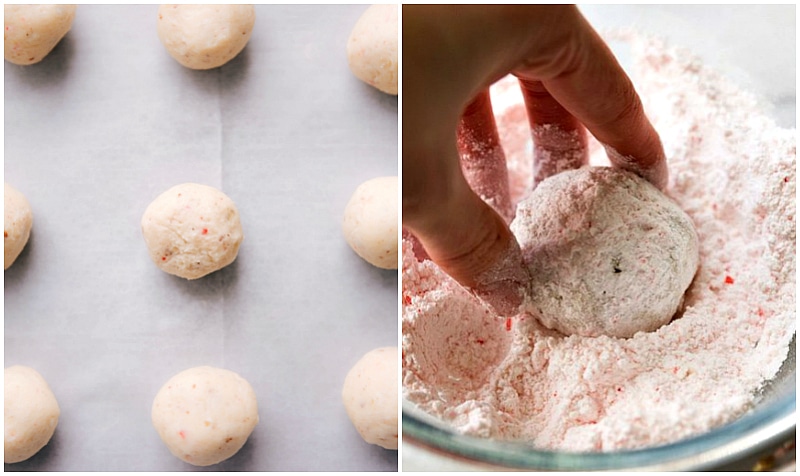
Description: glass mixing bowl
xmin=402 ymin=5 xmax=796 ymax=471
xmin=403 ymin=340 xmax=794 ymax=470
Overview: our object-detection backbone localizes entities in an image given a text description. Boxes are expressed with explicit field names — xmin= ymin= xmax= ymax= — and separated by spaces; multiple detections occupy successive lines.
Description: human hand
xmin=402 ymin=5 xmax=667 ymax=316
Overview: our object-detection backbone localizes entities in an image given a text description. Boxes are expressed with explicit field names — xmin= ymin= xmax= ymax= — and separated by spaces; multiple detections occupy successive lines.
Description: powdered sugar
xmin=402 ymin=32 xmax=796 ymax=451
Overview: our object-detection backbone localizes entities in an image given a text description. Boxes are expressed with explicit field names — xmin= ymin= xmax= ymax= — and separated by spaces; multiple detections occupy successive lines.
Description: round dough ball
xmin=346 ymin=4 xmax=398 ymax=95
xmin=4 ymin=5 xmax=76 ymax=65
xmin=511 ymin=167 xmax=699 ymax=338
xmin=141 ymin=183 xmax=243 ymax=280
xmin=157 ymin=4 xmax=255 ymax=70
xmin=342 ymin=176 xmax=398 ymax=269
xmin=151 ymin=366 xmax=259 ymax=467
xmin=4 ymin=366 xmax=60 ymax=464
xmin=342 ymin=347 xmax=398 ymax=450
xmin=5 ymin=183 xmax=33 ymax=270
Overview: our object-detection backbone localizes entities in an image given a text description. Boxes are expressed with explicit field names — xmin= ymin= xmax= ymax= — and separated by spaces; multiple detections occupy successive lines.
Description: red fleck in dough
xmin=346 ymin=5 xmax=398 ymax=95
xmin=4 ymin=5 xmax=76 ymax=65
xmin=157 ymin=5 xmax=255 ymax=70
xmin=4 ymin=366 xmax=60 ymax=464
xmin=342 ymin=176 xmax=398 ymax=270
xmin=141 ymin=183 xmax=243 ymax=280
xmin=4 ymin=183 xmax=33 ymax=270
xmin=342 ymin=347 xmax=398 ymax=450
xmin=151 ymin=366 xmax=258 ymax=467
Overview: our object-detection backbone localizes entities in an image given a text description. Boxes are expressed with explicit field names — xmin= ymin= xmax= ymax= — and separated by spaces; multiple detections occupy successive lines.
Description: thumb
xmin=405 ymin=184 xmax=528 ymax=316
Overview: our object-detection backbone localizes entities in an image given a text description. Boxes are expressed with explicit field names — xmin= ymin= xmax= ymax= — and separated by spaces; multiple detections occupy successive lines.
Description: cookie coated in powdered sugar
xmin=512 ymin=166 xmax=699 ymax=338
xmin=402 ymin=32 xmax=796 ymax=451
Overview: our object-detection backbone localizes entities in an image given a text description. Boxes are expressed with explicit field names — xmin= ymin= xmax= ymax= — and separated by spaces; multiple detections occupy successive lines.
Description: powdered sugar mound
xmin=402 ymin=32 xmax=796 ymax=451
xmin=402 ymin=240 xmax=512 ymax=410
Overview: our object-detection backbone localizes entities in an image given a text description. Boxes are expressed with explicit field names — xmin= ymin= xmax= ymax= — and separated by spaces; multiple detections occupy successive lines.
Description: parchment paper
xmin=4 ymin=5 xmax=398 ymax=471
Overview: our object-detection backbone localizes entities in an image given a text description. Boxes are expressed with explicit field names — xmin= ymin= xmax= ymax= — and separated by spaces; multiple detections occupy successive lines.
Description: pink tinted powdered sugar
xmin=402 ymin=32 xmax=796 ymax=451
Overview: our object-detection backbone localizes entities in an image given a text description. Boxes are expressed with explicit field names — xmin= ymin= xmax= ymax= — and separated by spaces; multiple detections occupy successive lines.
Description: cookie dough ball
xmin=157 ymin=4 xmax=255 ymax=70
xmin=342 ymin=176 xmax=398 ymax=269
xmin=342 ymin=347 xmax=398 ymax=450
xmin=141 ymin=183 xmax=243 ymax=280
xmin=5 ymin=183 xmax=33 ymax=270
xmin=4 ymin=5 xmax=76 ymax=65
xmin=151 ymin=366 xmax=259 ymax=467
xmin=511 ymin=167 xmax=699 ymax=338
xmin=4 ymin=366 xmax=60 ymax=464
xmin=346 ymin=4 xmax=398 ymax=95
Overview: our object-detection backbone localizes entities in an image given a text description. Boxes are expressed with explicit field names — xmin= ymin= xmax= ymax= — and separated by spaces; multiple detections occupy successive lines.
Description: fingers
xmin=413 ymin=188 xmax=526 ymax=316
xmin=514 ymin=7 xmax=668 ymax=190
xmin=403 ymin=5 xmax=669 ymax=316
xmin=603 ymin=141 xmax=668 ymax=191
xmin=456 ymin=90 xmax=514 ymax=223
xmin=518 ymin=79 xmax=588 ymax=187
xmin=465 ymin=225 xmax=530 ymax=317
xmin=402 ymin=153 xmax=526 ymax=316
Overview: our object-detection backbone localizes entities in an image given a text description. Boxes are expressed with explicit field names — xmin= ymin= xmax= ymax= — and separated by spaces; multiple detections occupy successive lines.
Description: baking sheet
xmin=4 ymin=4 xmax=398 ymax=471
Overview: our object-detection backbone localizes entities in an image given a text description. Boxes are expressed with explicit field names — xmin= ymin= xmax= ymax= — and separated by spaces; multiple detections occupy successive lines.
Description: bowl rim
xmin=402 ymin=387 xmax=796 ymax=471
